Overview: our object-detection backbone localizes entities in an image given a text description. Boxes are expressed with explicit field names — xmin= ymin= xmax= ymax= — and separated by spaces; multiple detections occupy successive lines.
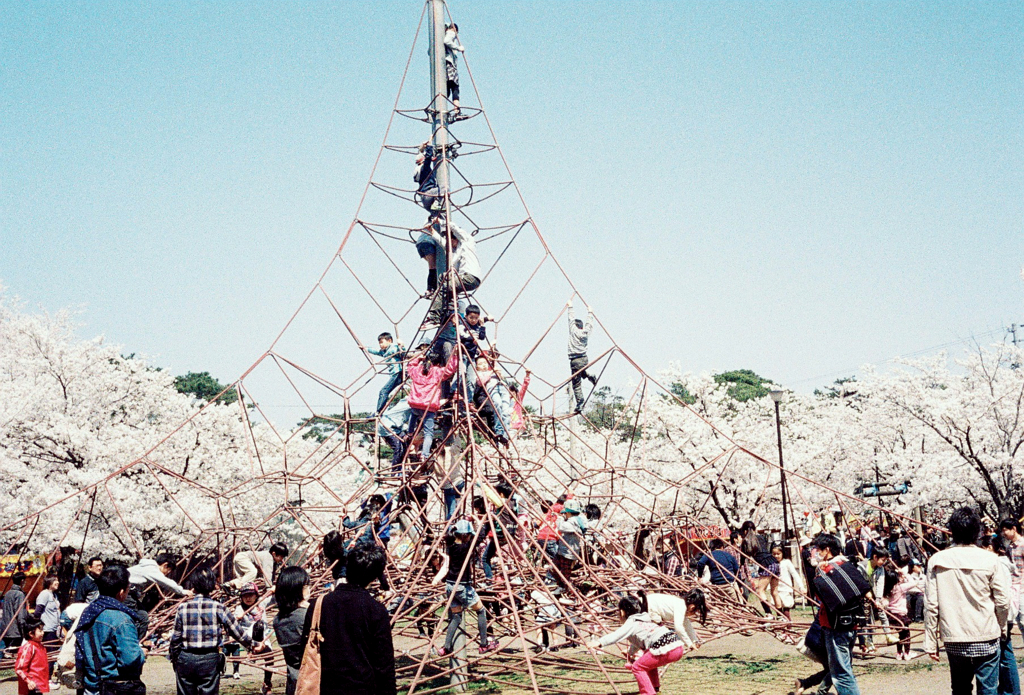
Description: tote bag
xmin=295 ymin=597 xmax=323 ymax=695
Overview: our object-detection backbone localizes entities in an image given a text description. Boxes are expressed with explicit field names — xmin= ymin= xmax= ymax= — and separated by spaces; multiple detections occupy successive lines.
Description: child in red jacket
xmin=15 ymin=619 xmax=49 ymax=695
xmin=406 ymin=345 xmax=459 ymax=459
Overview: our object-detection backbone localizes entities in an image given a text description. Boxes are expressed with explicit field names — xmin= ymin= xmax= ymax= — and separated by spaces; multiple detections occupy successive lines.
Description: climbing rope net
xmin=1 ymin=3 xmax=947 ymax=693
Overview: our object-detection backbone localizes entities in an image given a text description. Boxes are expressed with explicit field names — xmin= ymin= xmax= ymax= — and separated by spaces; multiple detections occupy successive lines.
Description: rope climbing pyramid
xmin=0 ymin=3 xmax=944 ymax=693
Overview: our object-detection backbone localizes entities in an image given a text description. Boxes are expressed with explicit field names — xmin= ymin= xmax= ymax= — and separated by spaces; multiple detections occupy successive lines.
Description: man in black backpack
xmin=810 ymin=533 xmax=866 ymax=695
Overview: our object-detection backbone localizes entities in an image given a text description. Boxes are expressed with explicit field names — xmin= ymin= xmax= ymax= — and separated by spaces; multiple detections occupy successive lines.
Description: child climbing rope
xmin=366 ymin=332 xmax=405 ymax=414
xmin=566 ymin=299 xmax=596 ymax=413
xmin=586 ymin=595 xmax=687 ymax=695
xmin=425 ymin=220 xmax=480 ymax=329
xmin=474 ymin=355 xmax=513 ymax=443
xmin=436 ymin=520 xmax=499 ymax=657
xmin=407 ymin=343 xmax=459 ymax=460
xmin=414 ymin=143 xmax=444 ymax=214
xmin=458 ymin=304 xmax=492 ymax=391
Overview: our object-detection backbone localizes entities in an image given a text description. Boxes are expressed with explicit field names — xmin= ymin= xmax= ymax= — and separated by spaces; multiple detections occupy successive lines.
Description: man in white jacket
xmin=128 ymin=553 xmax=191 ymax=598
xmin=925 ymin=507 xmax=1010 ymax=695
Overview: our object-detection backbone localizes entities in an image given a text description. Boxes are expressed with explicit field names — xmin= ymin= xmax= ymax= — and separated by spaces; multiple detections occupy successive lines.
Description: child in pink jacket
xmin=407 ymin=345 xmax=459 ymax=458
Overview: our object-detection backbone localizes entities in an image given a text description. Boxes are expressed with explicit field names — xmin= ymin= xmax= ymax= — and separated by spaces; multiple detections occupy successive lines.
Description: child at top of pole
xmin=443 ymin=23 xmax=464 ymax=118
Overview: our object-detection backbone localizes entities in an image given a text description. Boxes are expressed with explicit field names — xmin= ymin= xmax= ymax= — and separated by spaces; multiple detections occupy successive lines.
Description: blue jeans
xmin=443 ymin=483 xmax=464 ymax=520
xmin=409 ymin=408 xmax=437 ymax=458
xmin=948 ymin=649 xmax=1000 ymax=695
xmin=376 ymin=372 xmax=403 ymax=413
xmin=485 ymin=383 xmax=512 ymax=437
xmin=482 ymin=540 xmax=496 ymax=579
xmin=823 ymin=627 xmax=861 ymax=695
xmin=1000 ymin=633 xmax=1020 ymax=695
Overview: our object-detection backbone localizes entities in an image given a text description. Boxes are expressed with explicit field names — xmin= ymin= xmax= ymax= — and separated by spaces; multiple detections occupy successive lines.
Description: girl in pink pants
xmin=588 ymin=595 xmax=690 ymax=695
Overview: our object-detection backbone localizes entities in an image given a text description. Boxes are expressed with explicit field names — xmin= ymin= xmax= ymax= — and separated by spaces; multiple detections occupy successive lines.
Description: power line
xmin=787 ymin=327 xmax=1007 ymax=387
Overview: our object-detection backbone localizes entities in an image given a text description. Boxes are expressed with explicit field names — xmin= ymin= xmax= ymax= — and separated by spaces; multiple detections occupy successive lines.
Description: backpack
xmin=813 ymin=559 xmax=871 ymax=617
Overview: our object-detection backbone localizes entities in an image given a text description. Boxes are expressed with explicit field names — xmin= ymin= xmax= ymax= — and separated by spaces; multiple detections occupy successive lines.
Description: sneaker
xmin=50 ymin=680 xmax=61 ymax=690
xmin=233 ymin=673 xmax=241 ymax=680
xmin=261 ymin=684 xmax=272 ymax=695
xmin=436 ymin=646 xmax=451 ymax=657
xmin=479 ymin=639 xmax=500 ymax=654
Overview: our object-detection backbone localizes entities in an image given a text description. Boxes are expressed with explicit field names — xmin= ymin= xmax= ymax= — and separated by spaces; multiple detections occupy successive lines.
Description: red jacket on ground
xmin=407 ymin=352 xmax=459 ymax=412
xmin=15 ymin=639 xmax=50 ymax=695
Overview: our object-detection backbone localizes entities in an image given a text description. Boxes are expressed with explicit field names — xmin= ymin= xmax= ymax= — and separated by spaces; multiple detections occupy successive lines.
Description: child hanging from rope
xmin=407 ymin=343 xmax=459 ymax=461
xmin=366 ymin=332 xmax=405 ymax=414
xmin=444 ymin=23 xmax=465 ymax=117
xmin=566 ymin=299 xmax=596 ymax=414
xmin=436 ymin=520 xmax=499 ymax=657
xmin=586 ymin=594 xmax=688 ymax=695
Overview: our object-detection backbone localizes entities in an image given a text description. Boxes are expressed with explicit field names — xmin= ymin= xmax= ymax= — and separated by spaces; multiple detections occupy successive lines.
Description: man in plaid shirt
xmin=170 ymin=569 xmax=267 ymax=695
xmin=999 ymin=518 xmax=1024 ymax=633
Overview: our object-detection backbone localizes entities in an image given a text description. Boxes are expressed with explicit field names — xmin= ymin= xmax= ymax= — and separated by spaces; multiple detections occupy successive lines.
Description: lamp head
xmin=769 ymin=389 xmax=785 ymax=404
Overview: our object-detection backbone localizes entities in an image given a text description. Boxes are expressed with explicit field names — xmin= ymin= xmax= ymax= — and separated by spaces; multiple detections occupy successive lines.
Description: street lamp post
xmin=769 ymin=389 xmax=790 ymax=540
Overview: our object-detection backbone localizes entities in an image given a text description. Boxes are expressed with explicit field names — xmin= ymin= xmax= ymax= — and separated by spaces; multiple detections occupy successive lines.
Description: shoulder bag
xmin=294 ymin=596 xmax=324 ymax=695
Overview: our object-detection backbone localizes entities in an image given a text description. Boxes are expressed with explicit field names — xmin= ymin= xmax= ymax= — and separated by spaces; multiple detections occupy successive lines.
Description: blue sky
xmin=2 ymin=1 xmax=1022 ymax=413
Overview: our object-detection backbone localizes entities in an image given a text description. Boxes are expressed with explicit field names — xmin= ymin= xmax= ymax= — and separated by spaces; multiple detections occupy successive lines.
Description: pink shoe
xmin=436 ymin=646 xmax=450 ymax=657
xmin=479 ymin=639 xmax=500 ymax=654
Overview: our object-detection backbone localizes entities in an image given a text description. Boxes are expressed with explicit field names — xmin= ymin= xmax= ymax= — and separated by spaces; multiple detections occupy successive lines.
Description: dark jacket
xmin=76 ymin=575 xmax=100 ymax=604
xmin=1 ymin=586 xmax=29 ymax=641
xmin=302 ymin=584 xmax=395 ymax=695
xmin=697 ymin=550 xmax=739 ymax=585
xmin=273 ymin=606 xmax=307 ymax=695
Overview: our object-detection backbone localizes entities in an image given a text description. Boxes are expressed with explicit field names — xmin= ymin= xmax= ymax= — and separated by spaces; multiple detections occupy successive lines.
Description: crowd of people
xmin=4 ymin=502 xmax=1024 ymax=695
xmin=5 ymin=19 xmax=1024 ymax=695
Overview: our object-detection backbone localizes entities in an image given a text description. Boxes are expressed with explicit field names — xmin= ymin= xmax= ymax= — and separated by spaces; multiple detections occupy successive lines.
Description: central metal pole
xmin=428 ymin=0 xmax=449 ymax=194
xmin=774 ymin=400 xmax=790 ymax=540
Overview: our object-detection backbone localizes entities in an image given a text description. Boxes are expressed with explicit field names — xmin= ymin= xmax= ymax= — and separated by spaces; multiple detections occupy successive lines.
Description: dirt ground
xmin=1 ymin=629 xmax=989 ymax=695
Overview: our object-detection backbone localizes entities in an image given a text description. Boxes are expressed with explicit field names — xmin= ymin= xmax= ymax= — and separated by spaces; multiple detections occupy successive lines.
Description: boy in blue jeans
xmin=368 ymin=333 xmax=405 ymax=414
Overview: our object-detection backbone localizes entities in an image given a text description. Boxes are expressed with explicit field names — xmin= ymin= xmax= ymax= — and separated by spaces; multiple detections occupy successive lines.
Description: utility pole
xmin=769 ymin=390 xmax=791 ymax=540
xmin=1010 ymin=324 xmax=1021 ymax=369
